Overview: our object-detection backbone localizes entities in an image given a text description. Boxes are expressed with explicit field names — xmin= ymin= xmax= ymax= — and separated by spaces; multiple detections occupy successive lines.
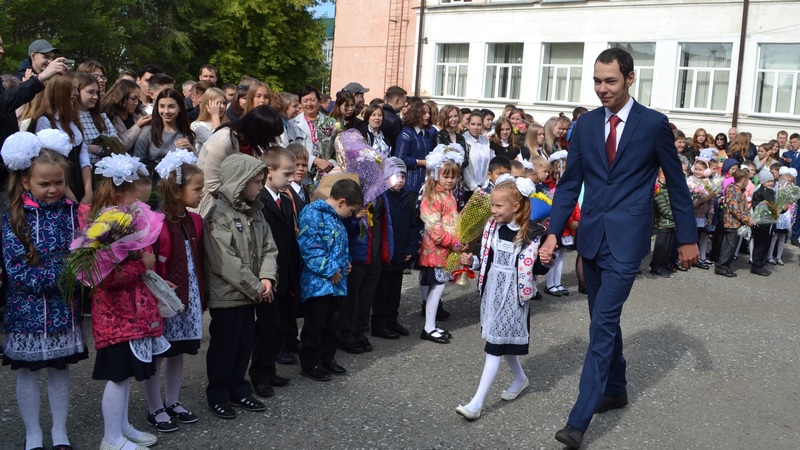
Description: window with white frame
xmin=434 ymin=44 xmax=469 ymax=97
xmin=754 ymin=43 xmax=800 ymax=116
xmin=609 ymin=42 xmax=655 ymax=107
xmin=484 ymin=43 xmax=523 ymax=100
xmin=675 ymin=43 xmax=732 ymax=111
xmin=440 ymin=0 xmax=471 ymax=3
xmin=539 ymin=43 xmax=583 ymax=103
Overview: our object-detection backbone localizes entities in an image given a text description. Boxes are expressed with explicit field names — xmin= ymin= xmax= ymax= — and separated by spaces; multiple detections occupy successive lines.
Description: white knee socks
xmin=546 ymin=248 xmax=566 ymax=288
xmin=776 ymin=235 xmax=786 ymax=259
xmin=102 ymin=380 xmax=128 ymax=445
xmin=464 ymin=354 xmax=501 ymax=411
xmin=424 ymin=284 xmax=445 ymax=333
xmin=17 ymin=368 xmax=43 ymax=450
xmin=504 ymin=355 xmax=527 ymax=392
xmin=698 ymin=233 xmax=709 ymax=260
xmin=47 ymin=368 xmax=71 ymax=447
xmin=164 ymin=355 xmax=185 ymax=409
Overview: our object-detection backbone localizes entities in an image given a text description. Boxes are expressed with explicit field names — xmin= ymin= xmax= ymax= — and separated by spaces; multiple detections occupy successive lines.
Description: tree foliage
xmin=0 ymin=0 xmax=331 ymax=92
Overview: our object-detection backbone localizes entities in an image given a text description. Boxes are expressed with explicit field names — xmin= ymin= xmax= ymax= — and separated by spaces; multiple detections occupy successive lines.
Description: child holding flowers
xmin=75 ymin=153 xmax=164 ymax=450
xmin=142 ymin=150 xmax=206 ymax=432
xmin=454 ymin=175 xmax=548 ymax=420
xmin=1 ymin=130 xmax=88 ymax=450
xmin=543 ymin=150 xmax=577 ymax=297
xmin=419 ymin=145 xmax=466 ymax=344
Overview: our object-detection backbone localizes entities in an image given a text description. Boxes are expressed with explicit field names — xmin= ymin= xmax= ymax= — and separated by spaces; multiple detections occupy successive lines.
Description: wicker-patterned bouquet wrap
xmin=445 ymin=191 xmax=493 ymax=272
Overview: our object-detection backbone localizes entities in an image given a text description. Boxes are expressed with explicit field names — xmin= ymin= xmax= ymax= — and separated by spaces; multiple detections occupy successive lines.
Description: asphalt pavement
xmin=1 ymin=247 xmax=798 ymax=449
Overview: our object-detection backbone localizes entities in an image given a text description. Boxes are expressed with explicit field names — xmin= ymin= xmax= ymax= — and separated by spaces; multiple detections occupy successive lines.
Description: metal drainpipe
xmin=414 ymin=0 xmax=426 ymax=97
xmin=732 ymin=0 xmax=749 ymax=128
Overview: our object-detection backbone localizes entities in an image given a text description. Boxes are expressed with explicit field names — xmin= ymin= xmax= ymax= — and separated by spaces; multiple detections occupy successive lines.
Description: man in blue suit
xmin=540 ymin=48 xmax=699 ymax=449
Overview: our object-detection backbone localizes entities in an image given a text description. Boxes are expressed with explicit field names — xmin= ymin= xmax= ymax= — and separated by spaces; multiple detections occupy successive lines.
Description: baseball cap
xmin=343 ymin=82 xmax=369 ymax=94
xmin=28 ymin=39 xmax=59 ymax=56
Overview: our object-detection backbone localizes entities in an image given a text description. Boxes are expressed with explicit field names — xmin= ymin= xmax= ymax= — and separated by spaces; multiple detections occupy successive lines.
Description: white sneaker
xmin=99 ymin=437 xmax=150 ymax=450
xmin=501 ymin=377 xmax=530 ymax=401
xmin=123 ymin=425 xmax=158 ymax=447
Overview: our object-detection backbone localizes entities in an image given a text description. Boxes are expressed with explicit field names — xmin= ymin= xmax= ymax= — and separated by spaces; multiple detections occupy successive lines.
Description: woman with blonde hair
xmin=522 ymin=123 xmax=545 ymax=159
xmin=542 ymin=117 xmax=563 ymax=158
xmin=191 ymin=87 xmax=229 ymax=154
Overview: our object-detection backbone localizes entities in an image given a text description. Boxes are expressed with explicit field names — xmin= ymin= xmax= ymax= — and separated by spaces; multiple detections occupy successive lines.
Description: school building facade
xmin=330 ymin=0 xmax=800 ymax=142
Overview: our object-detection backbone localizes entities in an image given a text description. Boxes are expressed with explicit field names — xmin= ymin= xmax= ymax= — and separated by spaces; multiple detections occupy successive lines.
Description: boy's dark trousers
xmin=750 ymin=225 xmax=773 ymax=269
xmin=342 ymin=260 xmax=380 ymax=346
xmin=715 ymin=229 xmax=740 ymax=269
xmin=206 ymin=305 xmax=255 ymax=405
xmin=372 ymin=268 xmax=404 ymax=330
xmin=279 ymin=292 xmax=301 ymax=351
xmin=650 ymin=228 xmax=675 ymax=270
xmin=300 ymin=295 xmax=343 ymax=370
xmin=249 ymin=296 xmax=282 ymax=385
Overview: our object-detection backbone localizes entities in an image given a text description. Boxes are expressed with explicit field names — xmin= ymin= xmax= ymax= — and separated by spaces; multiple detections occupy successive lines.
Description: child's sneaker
xmin=768 ymin=258 xmax=777 ymax=265
xmin=776 ymin=259 xmax=784 ymax=266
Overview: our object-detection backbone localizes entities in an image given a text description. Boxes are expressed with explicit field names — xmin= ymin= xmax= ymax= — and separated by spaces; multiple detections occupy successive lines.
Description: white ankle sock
xmin=464 ymin=354 xmax=501 ymax=411
xmin=504 ymin=355 xmax=527 ymax=391
xmin=47 ymin=367 xmax=71 ymax=447
xmin=17 ymin=368 xmax=43 ymax=450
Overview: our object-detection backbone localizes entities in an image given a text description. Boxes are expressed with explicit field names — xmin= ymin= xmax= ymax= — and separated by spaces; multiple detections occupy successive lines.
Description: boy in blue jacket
xmin=297 ymin=178 xmax=363 ymax=381
xmin=372 ymin=158 xmax=419 ymax=337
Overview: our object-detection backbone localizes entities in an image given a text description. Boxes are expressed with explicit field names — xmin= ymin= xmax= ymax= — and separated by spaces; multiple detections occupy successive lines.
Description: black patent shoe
xmin=387 ymin=321 xmax=410 ymax=336
xmin=322 ymin=360 xmax=348 ymax=375
xmin=231 ymin=396 xmax=266 ymax=412
xmin=165 ymin=401 xmax=199 ymax=424
xmin=146 ymin=407 xmax=179 ymax=432
xmin=301 ymin=365 xmax=333 ymax=381
xmin=208 ymin=402 xmax=237 ymax=419
xmin=420 ymin=329 xmax=450 ymax=344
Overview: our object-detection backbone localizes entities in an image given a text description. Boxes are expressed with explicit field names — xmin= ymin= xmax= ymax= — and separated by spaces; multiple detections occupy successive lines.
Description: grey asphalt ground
xmin=1 ymin=246 xmax=799 ymax=449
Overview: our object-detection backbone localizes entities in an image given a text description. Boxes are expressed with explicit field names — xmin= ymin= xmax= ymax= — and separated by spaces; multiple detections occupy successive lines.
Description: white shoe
xmin=455 ymin=404 xmax=481 ymax=420
xmin=501 ymin=377 xmax=530 ymax=401
xmin=99 ymin=437 xmax=150 ymax=450
xmin=123 ymin=425 xmax=158 ymax=447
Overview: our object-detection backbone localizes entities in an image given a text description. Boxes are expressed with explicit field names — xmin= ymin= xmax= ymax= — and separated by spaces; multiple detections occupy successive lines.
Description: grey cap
xmin=757 ymin=168 xmax=774 ymax=186
xmin=343 ymin=82 xmax=369 ymax=94
xmin=28 ymin=39 xmax=59 ymax=56
xmin=388 ymin=157 xmax=406 ymax=174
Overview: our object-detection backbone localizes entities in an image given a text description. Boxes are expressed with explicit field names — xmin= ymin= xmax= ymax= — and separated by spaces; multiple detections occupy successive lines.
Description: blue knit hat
xmin=722 ymin=158 xmax=739 ymax=175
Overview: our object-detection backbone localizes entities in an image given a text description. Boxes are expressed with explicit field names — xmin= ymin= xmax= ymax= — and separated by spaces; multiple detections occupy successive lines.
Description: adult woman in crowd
xmin=29 ymin=72 xmax=93 ymax=203
xmin=242 ymin=81 xmax=271 ymax=115
xmin=100 ymin=79 xmax=151 ymax=152
xmin=728 ymin=133 xmax=751 ymax=164
xmin=396 ymin=100 xmax=434 ymax=194
xmin=489 ymin=117 xmax=527 ymax=161
xmin=292 ymin=84 xmax=334 ymax=175
xmin=522 ymin=123 xmax=545 ymax=158
xmin=76 ymin=60 xmax=108 ymax=96
xmin=330 ymin=90 xmax=361 ymax=131
xmin=196 ymin=105 xmax=283 ymax=216
xmin=434 ymin=105 xmax=466 ymax=150
xmin=75 ymin=73 xmax=120 ymax=165
xmin=134 ymin=88 xmax=195 ymax=172
xmin=191 ymin=87 xmax=228 ymax=155
xmin=358 ymin=104 xmax=391 ymax=159
xmin=690 ymin=128 xmax=710 ymax=152
xmin=714 ymin=132 xmax=728 ymax=159
xmin=278 ymin=92 xmax=300 ymax=146
xmin=462 ymin=110 xmax=492 ymax=199
xmin=542 ymin=116 xmax=563 ymax=158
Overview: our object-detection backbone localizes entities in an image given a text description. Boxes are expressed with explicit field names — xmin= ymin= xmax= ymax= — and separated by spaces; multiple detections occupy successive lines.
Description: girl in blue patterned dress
xmin=1 ymin=130 xmax=88 ymax=450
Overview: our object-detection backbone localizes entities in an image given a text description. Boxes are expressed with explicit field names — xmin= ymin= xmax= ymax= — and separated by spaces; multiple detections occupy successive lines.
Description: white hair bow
xmin=155 ymin=149 xmax=198 ymax=185
xmin=0 ymin=130 xmax=73 ymax=171
xmin=94 ymin=154 xmax=150 ymax=186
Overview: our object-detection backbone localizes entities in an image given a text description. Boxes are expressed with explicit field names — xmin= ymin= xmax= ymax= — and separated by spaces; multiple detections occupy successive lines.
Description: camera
xmin=63 ymin=59 xmax=75 ymax=70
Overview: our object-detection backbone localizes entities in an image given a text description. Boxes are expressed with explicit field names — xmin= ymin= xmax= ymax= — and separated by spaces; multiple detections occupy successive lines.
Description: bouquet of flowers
xmin=445 ymin=190 xmax=493 ymax=273
xmin=315 ymin=114 xmax=338 ymax=161
xmin=752 ymin=201 xmax=779 ymax=225
xmin=775 ymin=183 xmax=800 ymax=211
xmin=63 ymin=201 xmax=164 ymax=292
xmin=530 ymin=191 xmax=552 ymax=221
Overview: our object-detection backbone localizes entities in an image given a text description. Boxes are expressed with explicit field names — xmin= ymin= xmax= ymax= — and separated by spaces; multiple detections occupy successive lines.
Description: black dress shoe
xmin=253 ymin=383 xmax=274 ymax=398
xmin=285 ymin=341 xmax=303 ymax=353
xmin=301 ymin=365 xmax=332 ymax=382
xmin=715 ymin=267 xmax=736 ymax=277
xmin=420 ymin=329 xmax=450 ymax=344
xmin=208 ymin=402 xmax=237 ymax=419
xmin=276 ymin=349 xmax=297 ymax=365
xmin=269 ymin=374 xmax=290 ymax=387
xmin=146 ymin=407 xmax=179 ymax=432
xmin=751 ymin=267 xmax=771 ymax=276
xmin=649 ymin=268 xmax=671 ymax=278
xmin=231 ymin=396 xmax=266 ymax=412
xmin=555 ymin=424 xmax=584 ymax=449
xmin=339 ymin=341 xmax=364 ymax=354
xmin=387 ymin=321 xmax=409 ymax=336
xmin=595 ymin=391 xmax=628 ymax=414
xmin=371 ymin=327 xmax=400 ymax=339
xmin=322 ymin=360 xmax=347 ymax=375
xmin=357 ymin=338 xmax=373 ymax=352
xmin=691 ymin=261 xmax=709 ymax=270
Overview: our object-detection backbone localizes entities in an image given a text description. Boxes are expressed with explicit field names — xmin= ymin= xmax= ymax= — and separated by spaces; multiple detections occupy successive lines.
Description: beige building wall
xmin=331 ymin=0 xmax=419 ymax=102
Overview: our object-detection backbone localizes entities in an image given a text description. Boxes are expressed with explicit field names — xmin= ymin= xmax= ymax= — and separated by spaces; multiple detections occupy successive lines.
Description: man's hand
xmin=314 ymin=158 xmax=333 ymax=172
xmin=37 ymin=58 xmax=68 ymax=82
xmin=677 ymin=243 xmax=699 ymax=268
xmin=539 ymin=234 xmax=558 ymax=264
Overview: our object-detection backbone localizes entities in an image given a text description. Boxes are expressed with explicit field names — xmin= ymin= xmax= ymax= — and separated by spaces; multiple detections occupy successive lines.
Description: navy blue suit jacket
xmin=548 ymin=101 xmax=696 ymax=263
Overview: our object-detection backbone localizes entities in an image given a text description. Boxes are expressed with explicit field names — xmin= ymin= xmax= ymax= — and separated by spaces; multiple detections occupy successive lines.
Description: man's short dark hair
xmin=480 ymin=109 xmax=495 ymax=119
xmin=777 ymin=130 xmax=788 ymax=138
xmin=791 ymin=133 xmax=800 ymax=140
xmin=199 ymin=64 xmax=217 ymax=76
xmin=460 ymin=107 xmax=472 ymax=115
xmin=330 ymin=179 xmax=364 ymax=206
xmin=138 ymin=64 xmax=163 ymax=79
xmin=572 ymin=106 xmax=588 ymax=121
xmin=384 ymin=86 xmax=407 ymax=102
xmin=193 ymin=80 xmax=216 ymax=95
xmin=596 ymin=48 xmax=634 ymax=77
xmin=148 ymin=73 xmax=175 ymax=89
xmin=222 ymin=83 xmax=236 ymax=91
xmin=488 ymin=156 xmax=512 ymax=173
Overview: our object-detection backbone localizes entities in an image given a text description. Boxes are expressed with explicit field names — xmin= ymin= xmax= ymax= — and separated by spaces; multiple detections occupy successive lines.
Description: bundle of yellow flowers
xmin=445 ymin=191 xmax=493 ymax=272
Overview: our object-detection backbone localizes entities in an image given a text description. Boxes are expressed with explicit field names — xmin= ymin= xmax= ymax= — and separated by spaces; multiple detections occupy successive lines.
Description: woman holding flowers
xmin=1 ymin=130 xmax=88 ymax=450
xmin=78 ymin=154 xmax=165 ymax=450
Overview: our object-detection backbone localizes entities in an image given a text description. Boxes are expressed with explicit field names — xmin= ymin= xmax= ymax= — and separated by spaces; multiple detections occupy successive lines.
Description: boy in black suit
xmin=249 ymin=147 xmax=302 ymax=398
xmin=287 ymin=143 xmax=311 ymax=210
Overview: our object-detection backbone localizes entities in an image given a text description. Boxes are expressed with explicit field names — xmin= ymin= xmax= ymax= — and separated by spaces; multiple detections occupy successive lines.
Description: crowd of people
xmin=0 ymin=37 xmax=798 ymax=450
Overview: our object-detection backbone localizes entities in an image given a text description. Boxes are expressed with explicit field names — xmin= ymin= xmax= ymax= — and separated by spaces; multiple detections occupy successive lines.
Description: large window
xmin=434 ymin=44 xmax=469 ymax=97
xmin=484 ymin=43 xmax=523 ymax=99
xmin=675 ymin=43 xmax=732 ymax=111
xmin=754 ymin=44 xmax=800 ymax=116
xmin=609 ymin=42 xmax=655 ymax=107
xmin=539 ymin=43 xmax=583 ymax=103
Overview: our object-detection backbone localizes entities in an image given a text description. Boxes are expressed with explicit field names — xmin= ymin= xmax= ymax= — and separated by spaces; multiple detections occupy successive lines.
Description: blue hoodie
xmin=297 ymin=199 xmax=350 ymax=301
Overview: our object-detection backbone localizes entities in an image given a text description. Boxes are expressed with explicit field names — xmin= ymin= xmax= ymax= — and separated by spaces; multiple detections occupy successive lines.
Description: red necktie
xmin=276 ymin=196 xmax=282 ymax=209
xmin=606 ymin=115 xmax=621 ymax=166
